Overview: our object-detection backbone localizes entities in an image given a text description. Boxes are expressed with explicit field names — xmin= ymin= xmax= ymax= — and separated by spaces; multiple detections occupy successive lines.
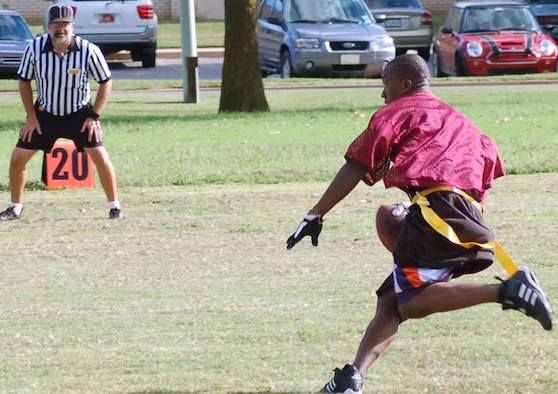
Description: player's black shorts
xmin=16 ymin=103 xmax=104 ymax=153
xmin=394 ymin=191 xmax=495 ymax=277
xmin=376 ymin=191 xmax=495 ymax=302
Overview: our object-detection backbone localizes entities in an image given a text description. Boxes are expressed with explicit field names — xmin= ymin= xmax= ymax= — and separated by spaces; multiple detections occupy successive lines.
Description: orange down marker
xmin=43 ymin=140 xmax=94 ymax=190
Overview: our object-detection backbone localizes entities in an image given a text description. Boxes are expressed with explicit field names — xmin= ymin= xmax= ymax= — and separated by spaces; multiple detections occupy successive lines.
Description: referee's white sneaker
xmin=0 ymin=206 xmax=22 ymax=221
xmin=109 ymin=208 xmax=124 ymax=219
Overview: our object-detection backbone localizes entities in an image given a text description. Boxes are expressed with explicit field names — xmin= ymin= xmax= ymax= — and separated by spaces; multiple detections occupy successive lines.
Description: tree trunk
xmin=219 ymin=0 xmax=269 ymax=112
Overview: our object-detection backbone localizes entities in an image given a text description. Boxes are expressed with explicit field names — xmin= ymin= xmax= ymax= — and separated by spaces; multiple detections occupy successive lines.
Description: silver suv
xmin=257 ymin=0 xmax=395 ymax=78
xmin=48 ymin=0 xmax=158 ymax=68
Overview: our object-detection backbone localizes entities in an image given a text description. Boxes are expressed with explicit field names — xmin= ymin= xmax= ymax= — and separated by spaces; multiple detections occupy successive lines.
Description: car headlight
xmin=466 ymin=41 xmax=483 ymax=58
xmin=372 ymin=36 xmax=394 ymax=49
xmin=295 ymin=38 xmax=321 ymax=49
xmin=540 ymin=39 xmax=556 ymax=56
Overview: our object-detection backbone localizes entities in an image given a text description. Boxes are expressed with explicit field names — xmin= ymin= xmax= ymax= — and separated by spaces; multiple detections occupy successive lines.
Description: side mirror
xmin=267 ymin=16 xmax=282 ymax=26
xmin=440 ymin=26 xmax=453 ymax=34
xmin=542 ymin=23 xmax=554 ymax=33
xmin=373 ymin=14 xmax=386 ymax=23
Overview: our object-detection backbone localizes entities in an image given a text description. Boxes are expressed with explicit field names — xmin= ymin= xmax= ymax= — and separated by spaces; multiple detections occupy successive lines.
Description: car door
xmin=436 ymin=7 xmax=461 ymax=74
xmin=257 ymin=0 xmax=285 ymax=70
xmin=257 ymin=0 xmax=275 ymax=68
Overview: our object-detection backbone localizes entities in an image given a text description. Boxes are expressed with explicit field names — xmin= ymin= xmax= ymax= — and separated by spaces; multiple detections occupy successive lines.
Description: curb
xmin=106 ymin=47 xmax=223 ymax=61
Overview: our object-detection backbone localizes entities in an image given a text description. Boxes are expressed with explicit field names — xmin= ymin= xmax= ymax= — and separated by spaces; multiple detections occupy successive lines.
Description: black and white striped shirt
xmin=17 ymin=34 xmax=112 ymax=116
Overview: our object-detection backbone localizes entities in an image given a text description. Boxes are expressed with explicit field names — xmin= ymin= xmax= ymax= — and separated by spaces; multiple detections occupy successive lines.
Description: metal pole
xmin=179 ymin=0 xmax=199 ymax=103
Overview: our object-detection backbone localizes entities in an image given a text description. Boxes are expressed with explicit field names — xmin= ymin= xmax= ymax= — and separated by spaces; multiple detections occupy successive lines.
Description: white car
xmin=48 ymin=0 xmax=158 ymax=68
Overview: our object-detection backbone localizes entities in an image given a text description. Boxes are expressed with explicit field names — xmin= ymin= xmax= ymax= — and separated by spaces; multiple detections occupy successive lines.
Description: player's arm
xmin=287 ymin=159 xmax=368 ymax=249
xmin=309 ymin=159 xmax=368 ymax=217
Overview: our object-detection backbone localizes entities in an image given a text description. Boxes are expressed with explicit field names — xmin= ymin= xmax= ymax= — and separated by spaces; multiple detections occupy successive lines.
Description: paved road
xmin=108 ymin=57 xmax=224 ymax=80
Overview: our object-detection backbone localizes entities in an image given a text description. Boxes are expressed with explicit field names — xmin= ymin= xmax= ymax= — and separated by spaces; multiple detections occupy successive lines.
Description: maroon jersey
xmin=345 ymin=91 xmax=505 ymax=203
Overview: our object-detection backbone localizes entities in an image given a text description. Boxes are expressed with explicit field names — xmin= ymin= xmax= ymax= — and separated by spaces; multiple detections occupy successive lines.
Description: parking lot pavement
xmin=106 ymin=47 xmax=223 ymax=61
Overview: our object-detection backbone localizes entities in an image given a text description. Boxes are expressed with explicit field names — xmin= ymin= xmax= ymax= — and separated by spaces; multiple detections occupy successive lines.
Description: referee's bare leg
xmin=9 ymin=147 xmax=38 ymax=204
xmin=84 ymin=146 xmax=119 ymax=202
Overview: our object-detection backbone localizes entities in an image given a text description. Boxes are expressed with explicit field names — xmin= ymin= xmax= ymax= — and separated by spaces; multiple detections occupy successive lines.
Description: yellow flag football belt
xmin=411 ymin=186 xmax=518 ymax=275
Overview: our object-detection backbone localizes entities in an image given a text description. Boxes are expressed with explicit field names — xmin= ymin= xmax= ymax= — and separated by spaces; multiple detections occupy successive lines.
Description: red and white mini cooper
xmin=431 ymin=1 xmax=557 ymax=76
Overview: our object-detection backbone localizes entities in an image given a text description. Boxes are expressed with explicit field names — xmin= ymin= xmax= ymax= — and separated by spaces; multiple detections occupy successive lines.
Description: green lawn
xmin=2 ymin=22 xmax=557 ymax=393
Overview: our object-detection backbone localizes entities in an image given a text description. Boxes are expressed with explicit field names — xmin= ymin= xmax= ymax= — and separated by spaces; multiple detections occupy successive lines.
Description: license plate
xmin=385 ymin=19 xmax=401 ymax=28
xmin=100 ymin=14 xmax=115 ymax=23
xmin=340 ymin=54 xmax=360 ymax=65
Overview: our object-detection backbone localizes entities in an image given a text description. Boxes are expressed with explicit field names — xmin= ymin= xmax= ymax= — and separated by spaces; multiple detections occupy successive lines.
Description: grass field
xmin=0 ymin=83 xmax=557 ymax=392
xmin=0 ymin=176 xmax=556 ymax=393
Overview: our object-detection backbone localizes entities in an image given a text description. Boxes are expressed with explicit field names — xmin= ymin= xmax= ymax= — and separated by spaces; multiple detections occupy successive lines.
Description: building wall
xmin=6 ymin=0 xmax=452 ymax=23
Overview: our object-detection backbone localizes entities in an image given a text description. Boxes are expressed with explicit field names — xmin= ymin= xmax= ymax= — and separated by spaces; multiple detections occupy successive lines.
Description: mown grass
xmin=0 ymin=71 xmax=557 ymax=393
xmin=1 ymin=85 xmax=557 ymax=191
xmin=0 ymin=174 xmax=556 ymax=393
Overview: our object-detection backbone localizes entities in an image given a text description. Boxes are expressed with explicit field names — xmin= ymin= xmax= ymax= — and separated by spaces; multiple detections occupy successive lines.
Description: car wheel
xmin=280 ymin=51 xmax=296 ymax=78
xmin=455 ymin=53 xmax=468 ymax=76
xmin=131 ymin=48 xmax=142 ymax=62
xmin=429 ymin=47 xmax=446 ymax=77
xmin=141 ymin=52 xmax=156 ymax=68
xmin=395 ymin=48 xmax=407 ymax=57
xmin=417 ymin=47 xmax=431 ymax=61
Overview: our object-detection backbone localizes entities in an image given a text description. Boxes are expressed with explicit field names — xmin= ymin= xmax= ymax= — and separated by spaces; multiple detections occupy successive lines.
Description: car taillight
xmin=420 ymin=12 xmax=432 ymax=26
xmin=137 ymin=5 xmax=155 ymax=19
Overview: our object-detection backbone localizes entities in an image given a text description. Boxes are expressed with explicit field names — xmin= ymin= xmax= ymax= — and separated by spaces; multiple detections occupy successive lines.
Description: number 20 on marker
xmin=44 ymin=140 xmax=94 ymax=189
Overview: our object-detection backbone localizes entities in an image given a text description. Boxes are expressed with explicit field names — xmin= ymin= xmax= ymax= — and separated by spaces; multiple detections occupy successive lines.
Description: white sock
xmin=108 ymin=200 xmax=120 ymax=210
xmin=9 ymin=202 xmax=23 ymax=216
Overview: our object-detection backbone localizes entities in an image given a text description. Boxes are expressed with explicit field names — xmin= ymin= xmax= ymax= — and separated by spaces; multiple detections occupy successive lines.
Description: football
xmin=375 ymin=202 xmax=409 ymax=253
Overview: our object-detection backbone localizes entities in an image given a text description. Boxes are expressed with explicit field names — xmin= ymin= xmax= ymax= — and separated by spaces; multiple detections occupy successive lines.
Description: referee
xmin=0 ymin=4 xmax=123 ymax=221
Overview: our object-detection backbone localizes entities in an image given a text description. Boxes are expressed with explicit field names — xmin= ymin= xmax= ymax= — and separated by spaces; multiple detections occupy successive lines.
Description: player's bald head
xmin=382 ymin=54 xmax=431 ymax=92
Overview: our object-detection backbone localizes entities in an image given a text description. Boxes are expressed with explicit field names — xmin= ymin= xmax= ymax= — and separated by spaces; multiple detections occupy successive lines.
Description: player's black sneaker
xmin=109 ymin=208 xmax=124 ymax=219
xmin=0 ymin=206 xmax=22 ymax=221
xmin=320 ymin=364 xmax=363 ymax=394
xmin=498 ymin=266 xmax=554 ymax=330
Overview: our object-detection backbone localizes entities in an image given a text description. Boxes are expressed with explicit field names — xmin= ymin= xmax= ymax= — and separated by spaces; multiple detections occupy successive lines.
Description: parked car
xmin=521 ymin=0 xmax=558 ymax=43
xmin=0 ymin=10 xmax=34 ymax=77
xmin=431 ymin=1 xmax=557 ymax=77
xmin=48 ymin=0 xmax=158 ymax=68
xmin=363 ymin=0 xmax=433 ymax=60
xmin=257 ymin=0 xmax=395 ymax=78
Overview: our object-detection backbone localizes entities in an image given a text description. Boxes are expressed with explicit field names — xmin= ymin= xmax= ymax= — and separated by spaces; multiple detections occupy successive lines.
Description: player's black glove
xmin=286 ymin=214 xmax=323 ymax=250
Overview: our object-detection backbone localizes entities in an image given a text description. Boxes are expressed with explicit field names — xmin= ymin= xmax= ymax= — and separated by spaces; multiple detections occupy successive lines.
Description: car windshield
xmin=365 ymin=0 xmax=423 ymax=9
xmin=522 ymin=0 xmax=558 ymax=4
xmin=461 ymin=7 xmax=540 ymax=33
xmin=0 ymin=15 xmax=34 ymax=41
xmin=289 ymin=0 xmax=373 ymax=24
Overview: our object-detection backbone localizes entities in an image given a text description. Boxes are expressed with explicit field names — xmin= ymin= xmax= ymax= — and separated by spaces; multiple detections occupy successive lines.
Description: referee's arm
xmin=18 ymin=78 xmax=41 ymax=140
xmin=19 ymin=79 xmax=37 ymax=121
xmin=91 ymin=79 xmax=112 ymax=118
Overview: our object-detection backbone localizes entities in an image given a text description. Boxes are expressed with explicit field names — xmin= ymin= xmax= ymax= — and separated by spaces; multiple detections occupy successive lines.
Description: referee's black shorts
xmin=17 ymin=103 xmax=104 ymax=153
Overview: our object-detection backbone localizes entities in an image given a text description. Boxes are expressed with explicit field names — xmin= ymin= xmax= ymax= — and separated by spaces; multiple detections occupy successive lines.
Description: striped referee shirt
xmin=17 ymin=34 xmax=112 ymax=116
